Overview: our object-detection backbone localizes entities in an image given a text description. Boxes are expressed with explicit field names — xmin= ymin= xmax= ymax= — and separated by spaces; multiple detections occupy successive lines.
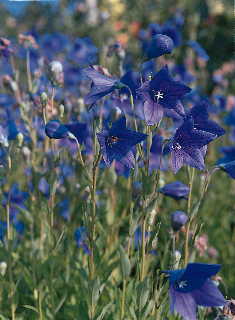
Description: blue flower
xmin=97 ymin=116 xmax=147 ymax=168
xmin=45 ymin=119 xmax=88 ymax=144
xmin=134 ymin=226 xmax=157 ymax=255
xmin=74 ymin=227 xmax=90 ymax=255
xmin=171 ymin=211 xmax=188 ymax=231
xmin=83 ymin=66 xmax=126 ymax=108
xmin=187 ymin=40 xmax=209 ymax=61
xmin=137 ymin=66 xmax=191 ymax=125
xmin=187 ymin=100 xmax=225 ymax=137
xmin=145 ymin=34 xmax=174 ymax=59
xmin=39 ymin=33 xmax=69 ymax=59
xmin=159 ymin=181 xmax=189 ymax=200
xmin=217 ymin=146 xmax=235 ymax=164
xmin=218 ymin=161 xmax=235 ymax=179
xmin=68 ymin=37 xmax=98 ymax=65
xmin=167 ymin=117 xmax=216 ymax=173
xmin=224 ymin=107 xmax=235 ymax=126
xmin=0 ymin=221 xmax=7 ymax=242
xmin=57 ymin=199 xmax=70 ymax=221
xmin=163 ymin=263 xmax=226 ymax=320
xmin=38 ymin=177 xmax=50 ymax=198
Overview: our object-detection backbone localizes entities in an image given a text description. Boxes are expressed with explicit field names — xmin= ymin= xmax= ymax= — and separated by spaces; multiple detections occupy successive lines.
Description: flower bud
xmin=16 ymin=132 xmax=24 ymax=147
xmin=171 ymin=211 xmax=188 ymax=231
xmin=47 ymin=61 xmax=64 ymax=87
xmin=0 ymin=261 xmax=7 ymax=276
xmin=173 ymin=250 xmax=181 ymax=269
xmin=59 ymin=104 xmax=65 ymax=118
xmin=40 ymin=92 xmax=48 ymax=107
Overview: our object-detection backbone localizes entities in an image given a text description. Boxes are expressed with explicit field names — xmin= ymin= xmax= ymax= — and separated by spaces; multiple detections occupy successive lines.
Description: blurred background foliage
xmin=0 ymin=0 xmax=234 ymax=318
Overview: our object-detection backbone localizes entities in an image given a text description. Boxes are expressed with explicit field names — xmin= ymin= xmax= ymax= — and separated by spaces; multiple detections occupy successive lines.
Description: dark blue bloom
xmin=7 ymin=120 xmax=19 ymax=140
xmin=13 ymin=220 xmax=25 ymax=236
xmin=145 ymin=34 xmax=174 ymax=59
xmin=38 ymin=177 xmax=50 ymax=198
xmin=167 ymin=117 xmax=216 ymax=173
xmin=45 ymin=120 xmax=88 ymax=144
xmin=224 ymin=107 xmax=235 ymax=126
xmin=218 ymin=161 xmax=235 ymax=179
xmin=45 ymin=120 xmax=68 ymax=139
xmin=40 ymin=33 xmax=69 ymax=59
xmin=74 ymin=227 xmax=90 ymax=255
xmin=137 ymin=66 xmax=191 ymax=125
xmin=172 ymin=64 xmax=195 ymax=84
xmin=163 ymin=263 xmax=226 ymax=320
xmin=3 ymin=184 xmax=29 ymax=210
xmin=161 ymin=23 xmax=182 ymax=47
xmin=83 ymin=66 xmax=126 ymax=108
xmin=57 ymin=199 xmax=70 ymax=221
xmin=149 ymin=134 xmax=168 ymax=172
xmin=120 ymin=70 xmax=141 ymax=99
xmin=0 ymin=37 xmax=13 ymax=58
xmin=159 ymin=181 xmax=189 ymax=200
xmin=0 ymin=221 xmax=7 ymax=242
xmin=187 ymin=40 xmax=209 ymax=61
xmin=97 ymin=116 xmax=147 ymax=168
xmin=171 ymin=211 xmax=188 ymax=231
xmin=187 ymin=100 xmax=225 ymax=137
xmin=2 ymin=184 xmax=28 ymax=222
xmin=217 ymin=146 xmax=235 ymax=165
xmin=134 ymin=226 xmax=157 ymax=255
xmin=68 ymin=37 xmax=98 ymax=65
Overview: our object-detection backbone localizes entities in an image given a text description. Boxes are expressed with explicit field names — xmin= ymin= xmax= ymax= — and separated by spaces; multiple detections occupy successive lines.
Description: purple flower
xmin=163 ymin=263 xmax=226 ymax=320
xmin=159 ymin=181 xmax=189 ymax=200
xmin=137 ymin=66 xmax=191 ymax=125
xmin=171 ymin=211 xmax=188 ymax=231
xmin=83 ymin=66 xmax=125 ymax=108
xmin=168 ymin=117 xmax=216 ymax=173
xmin=97 ymin=116 xmax=147 ymax=168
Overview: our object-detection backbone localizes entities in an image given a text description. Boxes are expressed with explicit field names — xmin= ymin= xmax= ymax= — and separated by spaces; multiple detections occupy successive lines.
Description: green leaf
xmin=119 ymin=245 xmax=131 ymax=279
xmin=96 ymin=302 xmax=112 ymax=320
xmin=22 ymin=305 xmax=39 ymax=313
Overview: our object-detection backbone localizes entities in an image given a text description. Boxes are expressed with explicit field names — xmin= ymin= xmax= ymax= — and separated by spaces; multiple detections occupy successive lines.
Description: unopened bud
xmin=77 ymin=98 xmax=85 ymax=112
xmin=33 ymin=289 xmax=38 ymax=300
xmin=48 ymin=61 xmax=64 ymax=87
xmin=174 ymin=250 xmax=181 ymax=269
xmin=148 ymin=208 xmax=157 ymax=226
xmin=17 ymin=132 xmax=24 ymax=147
xmin=59 ymin=104 xmax=65 ymax=118
xmin=0 ymin=261 xmax=7 ymax=276
xmin=40 ymin=92 xmax=48 ymax=107
xmin=171 ymin=211 xmax=188 ymax=232
xmin=2 ymin=75 xmax=18 ymax=93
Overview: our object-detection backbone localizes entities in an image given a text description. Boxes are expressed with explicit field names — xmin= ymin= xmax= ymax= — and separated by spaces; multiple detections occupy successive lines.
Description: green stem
xmin=140 ymin=216 xmax=147 ymax=281
xmin=26 ymin=49 xmax=32 ymax=93
xmin=184 ymin=167 xmax=195 ymax=266
xmin=89 ymin=151 xmax=102 ymax=280
xmin=120 ymin=279 xmax=127 ymax=320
